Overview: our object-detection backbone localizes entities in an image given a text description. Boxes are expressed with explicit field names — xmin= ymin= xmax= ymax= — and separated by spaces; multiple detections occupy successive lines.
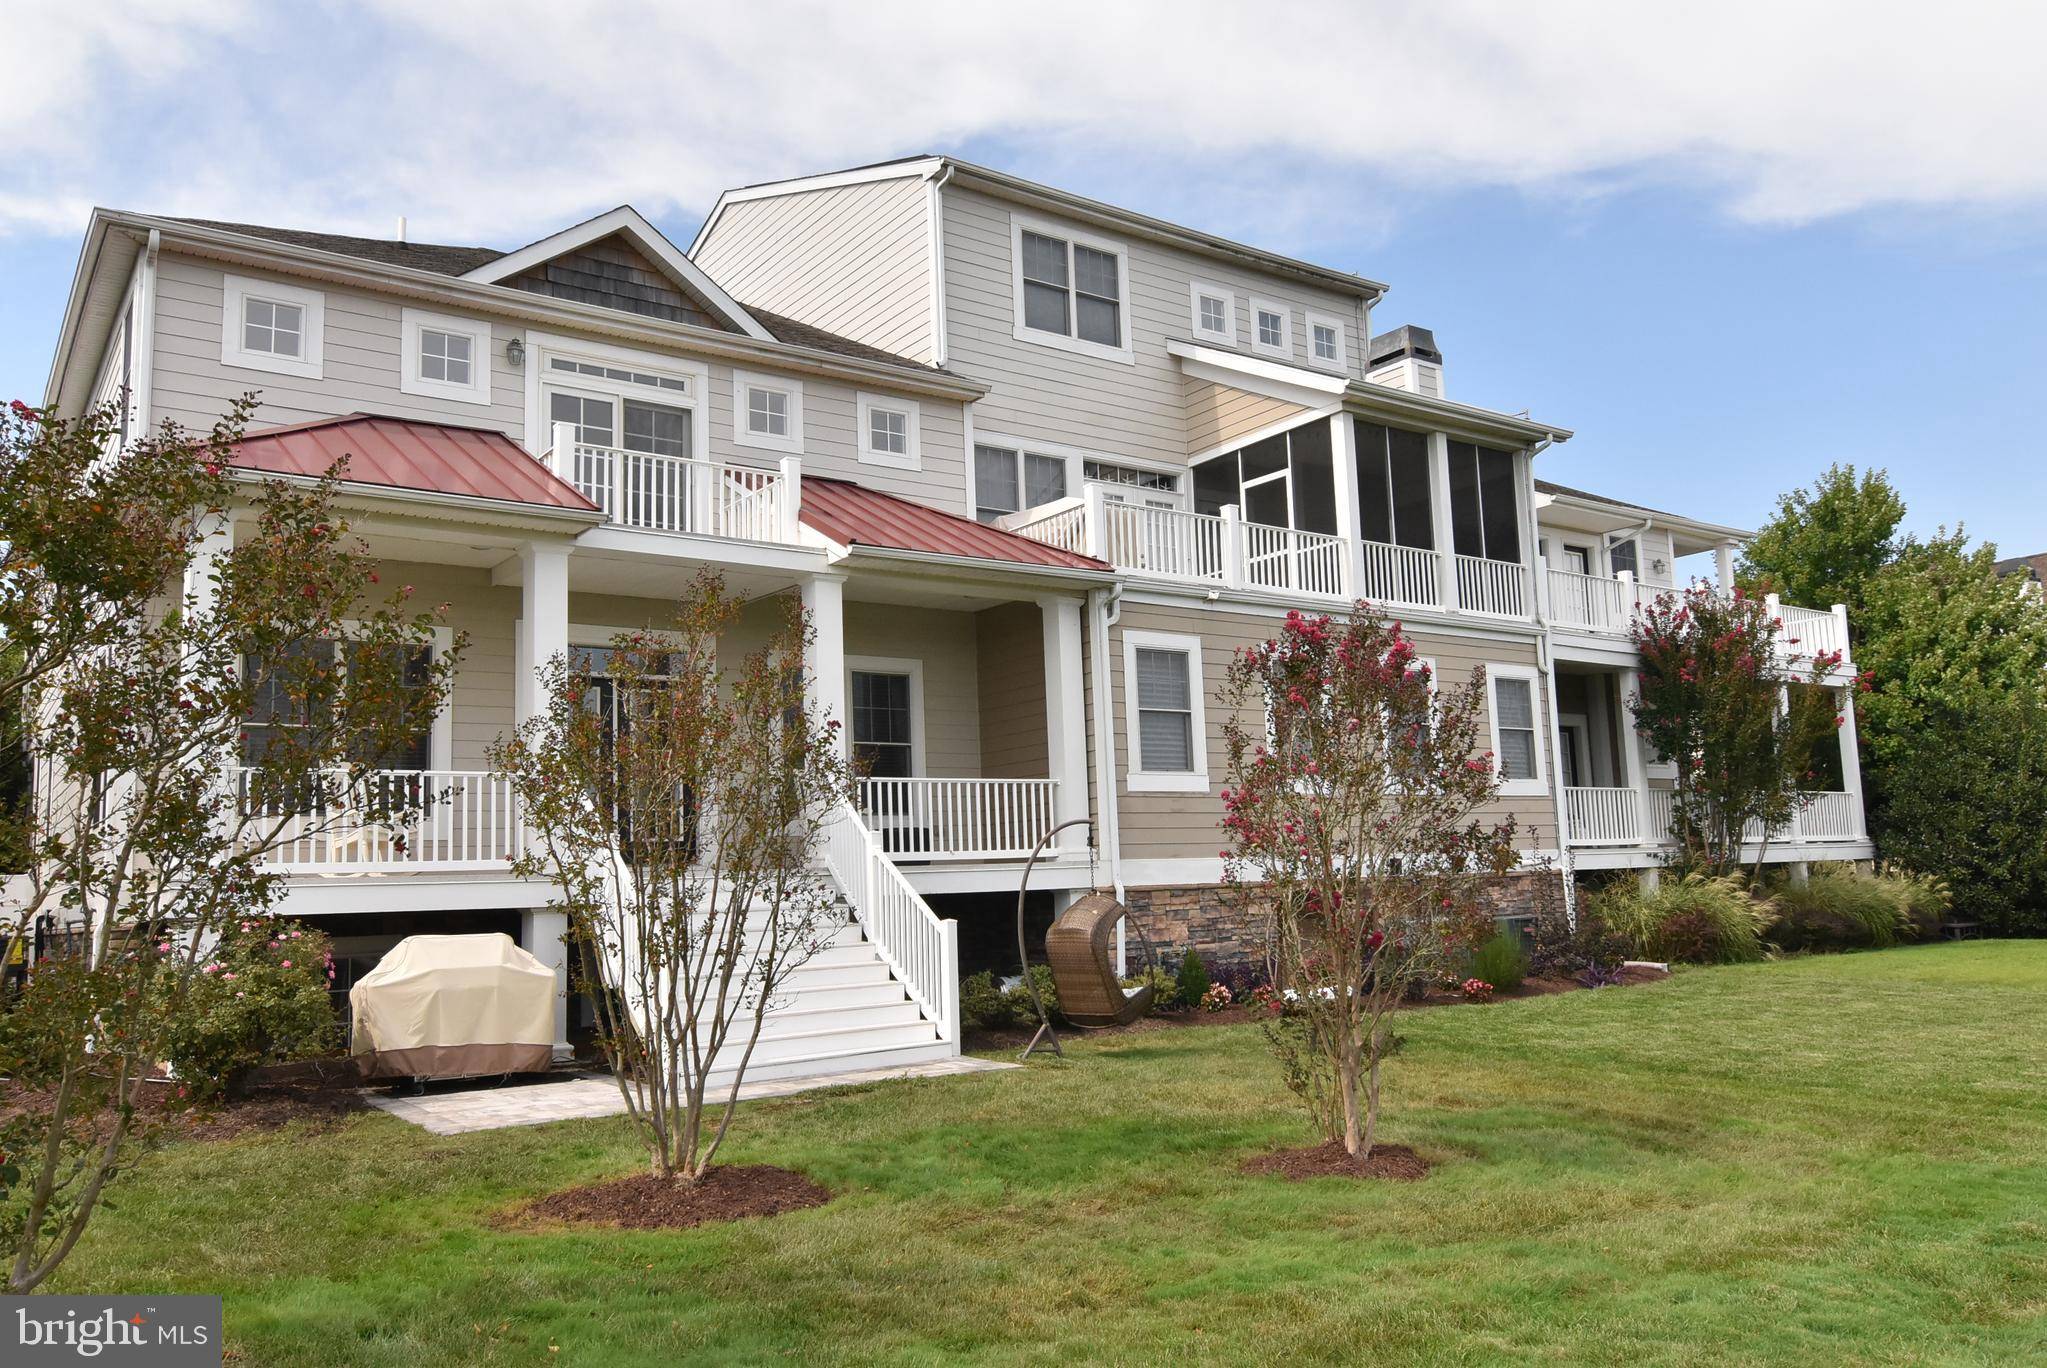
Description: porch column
xmin=1714 ymin=540 xmax=1738 ymax=592
xmin=516 ymin=543 xmax=571 ymax=726
xmin=1620 ymin=670 xmax=1656 ymax=847
xmin=1428 ymin=430 xmax=1458 ymax=611
xmin=802 ymin=571 xmax=848 ymax=760
xmin=1039 ymin=595 xmax=1090 ymax=840
xmin=1328 ymin=411 xmax=1363 ymax=600
xmin=521 ymin=906 xmax=573 ymax=1059
xmin=1838 ymin=687 xmax=1867 ymax=838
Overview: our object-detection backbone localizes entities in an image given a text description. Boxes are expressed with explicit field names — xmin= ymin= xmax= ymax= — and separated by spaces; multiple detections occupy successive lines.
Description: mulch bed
xmin=1242 ymin=1139 xmax=1432 ymax=1182
xmin=512 ymin=1165 xmax=832 ymax=1231
xmin=0 ymin=1074 xmax=368 ymax=1142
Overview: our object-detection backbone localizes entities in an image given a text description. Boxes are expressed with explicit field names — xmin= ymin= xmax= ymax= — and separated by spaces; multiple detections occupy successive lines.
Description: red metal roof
xmin=798 ymin=477 xmax=1107 ymax=572
xmin=230 ymin=414 xmax=599 ymax=513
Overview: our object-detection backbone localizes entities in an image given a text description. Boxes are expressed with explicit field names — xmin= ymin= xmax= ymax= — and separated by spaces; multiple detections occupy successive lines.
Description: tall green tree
xmin=1740 ymin=464 xmax=1905 ymax=618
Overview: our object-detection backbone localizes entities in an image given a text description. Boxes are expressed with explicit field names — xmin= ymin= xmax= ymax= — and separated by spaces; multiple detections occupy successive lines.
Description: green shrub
xmin=1122 ymin=963 xmax=1179 ymax=1013
xmin=157 ymin=919 xmax=338 ymax=1097
xmin=1174 ymin=949 xmax=1211 ymax=1008
xmin=1590 ymin=874 xmax=1774 ymax=964
xmin=1774 ymin=864 xmax=1952 ymax=952
xmin=960 ymin=966 xmax=1062 ymax=1032
xmin=1468 ymin=930 xmax=1528 ymax=993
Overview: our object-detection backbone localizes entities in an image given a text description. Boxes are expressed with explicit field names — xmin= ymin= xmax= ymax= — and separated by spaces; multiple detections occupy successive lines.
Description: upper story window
xmin=220 ymin=274 xmax=324 ymax=380
xmin=1084 ymin=458 xmax=1182 ymax=509
xmin=1447 ymin=441 xmax=1522 ymax=565
xmin=974 ymin=442 xmax=1068 ymax=523
xmin=1189 ymin=281 xmax=1235 ymax=343
xmin=1353 ymin=420 xmax=1435 ymax=551
xmin=1608 ymin=538 xmax=1639 ymax=578
xmin=1010 ymin=215 xmax=1132 ymax=362
xmin=733 ymin=369 xmax=803 ymax=454
xmin=1249 ymin=299 xmax=1291 ymax=359
xmin=1306 ymin=311 xmax=1348 ymax=370
xmin=1193 ymin=419 xmax=1336 ymax=536
xmin=401 ymin=309 xmax=491 ymax=405
xmin=857 ymin=392 xmax=921 ymax=471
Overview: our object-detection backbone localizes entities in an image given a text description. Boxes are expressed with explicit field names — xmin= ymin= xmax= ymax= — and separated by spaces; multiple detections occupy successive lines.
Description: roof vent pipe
xmin=396 ymin=216 xmax=407 ymax=244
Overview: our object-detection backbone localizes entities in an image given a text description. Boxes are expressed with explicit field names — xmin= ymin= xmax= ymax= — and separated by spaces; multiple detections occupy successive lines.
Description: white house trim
xmin=846 ymin=655 xmax=926 ymax=777
xmin=399 ymin=307 xmax=493 ymax=406
xmin=1122 ymin=629 xmax=1210 ymax=794
xmin=1487 ymin=663 xmax=1549 ymax=798
xmin=856 ymin=391 xmax=922 ymax=471
xmin=219 ymin=273 xmax=324 ymax=381
xmin=1008 ymin=211 xmax=1135 ymax=365
xmin=521 ymin=330 xmax=710 ymax=465
xmin=732 ymin=368 xmax=805 ymax=454
xmin=465 ymin=205 xmax=773 ymax=343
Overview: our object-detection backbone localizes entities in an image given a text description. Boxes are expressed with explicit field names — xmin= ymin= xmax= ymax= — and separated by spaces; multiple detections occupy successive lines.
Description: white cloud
xmin=2 ymin=0 xmax=2043 ymax=247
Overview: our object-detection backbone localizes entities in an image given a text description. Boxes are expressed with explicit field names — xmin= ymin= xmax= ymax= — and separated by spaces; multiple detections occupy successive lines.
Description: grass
xmin=50 ymin=942 xmax=2047 ymax=1365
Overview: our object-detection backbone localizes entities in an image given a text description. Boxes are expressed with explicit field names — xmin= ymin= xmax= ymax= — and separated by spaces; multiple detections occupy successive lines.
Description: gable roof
xmin=1993 ymin=551 xmax=2047 ymax=583
xmin=798 ymin=477 xmax=1108 ymax=573
xmin=229 ymin=413 xmax=599 ymax=516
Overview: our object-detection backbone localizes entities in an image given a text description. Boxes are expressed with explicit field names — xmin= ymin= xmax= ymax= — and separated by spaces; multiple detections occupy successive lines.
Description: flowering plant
xmin=1199 ymin=982 xmax=1233 ymax=1013
xmin=1459 ymin=978 xmax=1495 ymax=1003
xmin=1220 ymin=606 xmax=1519 ymax=1159
xmin=154 ymin=920 xmax=337 ymax=1097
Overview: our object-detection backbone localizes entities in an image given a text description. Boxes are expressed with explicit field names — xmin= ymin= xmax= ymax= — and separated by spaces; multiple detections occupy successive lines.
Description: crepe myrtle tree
xmin=1628 ymin=583 xmax=1847 ymax=879
xmin=491 ymin=574 xmax=851 ymax=1186
xmin=1220 ymin=608 xmax=1518 ymax=1160
xmin=0 ymin=395 xmax=459 ymax=1292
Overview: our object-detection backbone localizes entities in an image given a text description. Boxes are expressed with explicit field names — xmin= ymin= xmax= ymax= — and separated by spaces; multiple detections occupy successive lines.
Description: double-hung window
xmin=221 ymin=274 xmax=324 ymax=380
xmin=1488 ymin=668 xmax=1546 ymax=795
xmin=1124 ymin=631 xmax=1208 ymax=792
xmin=850 ymin=670 xmax=915 ymax=779
xmin=1013 ymin=217 xmax=1130 ymax=359
xmin=974 ymin=443 xmax=1068 ymax=522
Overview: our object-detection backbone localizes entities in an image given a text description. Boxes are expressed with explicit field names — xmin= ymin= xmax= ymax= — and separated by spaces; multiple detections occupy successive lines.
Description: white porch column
xmin=1039 ymin=595 xmax=1090 ymax=838
xmin=1838 ymin=687 xmax=1867 ymax=837
xmin=1620 ymin=669 xmax=1656 ymax=847
xmin=1328 ymin=411 xmax=1363 ymax=601
xmin=1715 ymin=540 xmax=1738 ymax=592
xmin=1428 ymin=430 xmax=1459 ymax=611
xmin=802 ymin=571 xmax=848 ymax=760
xmin=516 ymin=543 xmax=571 ymax=726
xmin=521 ymin=906 xmax=573 ymax=1059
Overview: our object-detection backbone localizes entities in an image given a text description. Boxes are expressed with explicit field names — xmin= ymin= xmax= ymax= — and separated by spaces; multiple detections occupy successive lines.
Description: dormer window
xmin=1010 ymin=215 xmax=1132 ymax=362
xmin=220 ymin=274 xmax=324 ymax=380
xmin=733 ymin=370 xmax=803 ymax=453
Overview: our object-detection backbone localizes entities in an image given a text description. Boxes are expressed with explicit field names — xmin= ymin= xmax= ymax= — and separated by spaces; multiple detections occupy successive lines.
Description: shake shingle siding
xmin=506 ymin=234 xmax=733 ymax=330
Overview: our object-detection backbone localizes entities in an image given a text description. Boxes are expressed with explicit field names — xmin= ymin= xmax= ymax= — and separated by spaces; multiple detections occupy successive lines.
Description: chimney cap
xmin=1368 ymin=324 xmax=1440 ymax=367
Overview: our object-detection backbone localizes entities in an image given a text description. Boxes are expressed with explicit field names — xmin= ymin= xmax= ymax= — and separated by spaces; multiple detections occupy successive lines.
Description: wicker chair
xmin=1044 ymin=892 xmax=1152 ymax=1027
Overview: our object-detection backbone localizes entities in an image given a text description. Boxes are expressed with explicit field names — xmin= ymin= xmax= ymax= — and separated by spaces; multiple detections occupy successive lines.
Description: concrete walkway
xmin=364 ymin=1056 xmax=1017 ymax=1136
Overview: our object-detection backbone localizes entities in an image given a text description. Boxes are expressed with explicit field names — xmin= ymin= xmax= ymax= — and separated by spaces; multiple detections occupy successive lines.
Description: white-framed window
xmin=1305 ymin=311 xmax=1348 ymax=371
xmin=1249 ymin=298 xmax=1291 ymax=360
xmin=846 ymin=657 xmax=924 ymax=779
xmin=400 ymin=308 xmax=492 ymax=405
xmin=1123 ymin=630 xmax=1209 ymax=793
xmin=732 ymin=369 xmax=803 ymax=453
xmin=974 ymin=442 xmax=1069 ymax=523
xmin=856 ymin=392 xmax=921 ymax=471
xmin=1083 ymin=457 xmax=1184 ymax=510
xmin=1010 ymin=213 xmax=1133 ymax=363
xmin=1488 ymin=665 xmax=1548 ymax=797
xmin=1189 ymin=280 xmax=1235 ymax=343
xmin=241 ymin=624 xmax=452 ymax=774
xmin=220 ymin=274 xmax=324 ymax=380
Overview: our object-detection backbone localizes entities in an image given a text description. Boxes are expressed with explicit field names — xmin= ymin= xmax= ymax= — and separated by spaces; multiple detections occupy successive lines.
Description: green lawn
xmin=52 ymin=943 xmax=2047 ymax=1365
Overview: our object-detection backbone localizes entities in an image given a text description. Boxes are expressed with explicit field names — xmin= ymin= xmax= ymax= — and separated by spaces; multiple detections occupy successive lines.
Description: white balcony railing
xmin=1244 ymin=522 xmax=1348 ymax=597
xmin=1580 ymin=786 xmax=1861 ymax=849
xmin=856 ymin=777 xmax=1060 ymax=861
xmin=1563 ymin=787 xmax=1642 ymax=845
xmin=1777 ymin=602 xmax=1849 ymax=666
xmin=549 ymin=422 xmax=801 ymax=545
xmin=1795 ymin=790 xmax=1861 ymax=840
xmin=237 ymin=768 xmax=522 ymax=872
xmin=1358 ymin=539 xmax=1444 ymax=611
xmin=1547 ymin=567 xmax=1640 ymax=633
xmin=1455 ymin=554 xmax=1530 ymax=617
xmin=1098 ymin=501 xmax=1227 ymax=585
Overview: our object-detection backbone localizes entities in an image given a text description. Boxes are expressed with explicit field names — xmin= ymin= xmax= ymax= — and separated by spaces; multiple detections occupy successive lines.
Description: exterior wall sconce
xmin=506 ymin=337 xmax=526 ymax=367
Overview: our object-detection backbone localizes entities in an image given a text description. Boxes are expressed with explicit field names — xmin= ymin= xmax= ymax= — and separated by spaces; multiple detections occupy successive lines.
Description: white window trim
xmin=1249 ymin=298 xmax=1292 ymax=361
xmin=399 ymin=308 xmax=492 ymax=406
xmin=283 ymin=620 xmax=453 ymax=771
xmin=1123 ymin=629 xmax=1209 ymax=794
xmin=1009 ymin=211 xmax=1135 ymax=365
xmin=523 ymin=331 xmax=709 ymax=462
xmin=1304 ymin=310 xmax=1348 ymax=372
xmin=846 ymin=656 xmax=925 ymax=778
xmin=1487 ymin=664 xmax=1548 ymax=797
xmin=732 ymin=368 xmax=804 ymax=453
xmin=1189 ymin=279 xmax=1236 ymax=344
xmin=220 ymin=273 xmax=324 ymax=380
xmin=856 ymin=391 xmax=922 ymax=471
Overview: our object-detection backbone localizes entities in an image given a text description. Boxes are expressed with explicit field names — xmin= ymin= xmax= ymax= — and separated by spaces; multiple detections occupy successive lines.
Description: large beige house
xmin=36 ymin=157 xmax=1872 ymax=1083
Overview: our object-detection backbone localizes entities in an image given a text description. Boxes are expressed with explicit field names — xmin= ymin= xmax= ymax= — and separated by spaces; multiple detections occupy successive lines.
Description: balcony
xmin=1010 ymin=491 xmax=1530 ymax=616
xmin=856 ymin=777 xmax=1062 ymax=861
xmin=545 ymin=421 xmax=802 ymax=545
xmin=237 ymin=768 xmax=523 ymax=873
xmin=1565 ymin=786 xmax=1864 ymax=849
xmin=1543 ymin=565 xmax=1852 ymax=671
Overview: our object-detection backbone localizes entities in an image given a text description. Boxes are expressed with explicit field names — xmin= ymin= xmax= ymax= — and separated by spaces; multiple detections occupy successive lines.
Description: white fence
xmin=237 ymin=768 xmax=522 ymax=871
xmin=822 ymin=801 xmax=960 ymax=1046
xmin=855 ymin=777 xmax=1059 ymax=861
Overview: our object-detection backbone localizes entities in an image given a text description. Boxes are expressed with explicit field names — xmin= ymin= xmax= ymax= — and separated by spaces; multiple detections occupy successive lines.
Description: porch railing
xmin=1455 ymin=554 xmax=1530 ymax=617
xmin=1776 ymin=601 xmax=1850 ymax=666
xmin=855 ymin=777 xmax=1059 ymax=861
xmin=1243 ymin=522 xmax=1348 ymax=598
xmin=1563 ymin=787 xmax=1642 ymax=845
xmin=549 ymin=422 xmax=801 ymax=545
xmin=822 ymin=801 xmax=959 ymax=1046
xmin=236 ymin=768 xmax=522 ymax=871
xmin=1546 ymin=567 xmax=1638 ymax=633
xmin=1580 ymin=786 xmax=1860 ymax=848
xmin=1358 ymin=539 xmax=1444 ymax=611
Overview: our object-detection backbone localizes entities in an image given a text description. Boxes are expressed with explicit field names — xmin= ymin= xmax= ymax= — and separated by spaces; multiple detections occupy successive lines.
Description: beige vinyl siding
xmin=843 ymin=602 xmax=981 ymax=777
xmin=149 ymin=255 xmax=527 ymax=436
xmin=975 ymin=603 xmax=1048 ymax=777
xmin=1107 ymin=602 xmax=1559 ymax=862
xmin=940 ymin=185 xmax=1371 ymax=469
xmin=693 ymin=176 xmax=936 ymax=365
xmin=1182 ymin=378 xmax=1308 ymax=457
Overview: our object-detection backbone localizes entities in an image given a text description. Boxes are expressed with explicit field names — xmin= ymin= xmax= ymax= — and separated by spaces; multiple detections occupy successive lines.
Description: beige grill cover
xmin=349 ymin=934 xmax=555 ymax=1075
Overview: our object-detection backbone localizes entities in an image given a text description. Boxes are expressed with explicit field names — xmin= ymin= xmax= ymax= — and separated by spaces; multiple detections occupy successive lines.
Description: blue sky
xmin=4 ymin=2 xmax=2043 ymax=553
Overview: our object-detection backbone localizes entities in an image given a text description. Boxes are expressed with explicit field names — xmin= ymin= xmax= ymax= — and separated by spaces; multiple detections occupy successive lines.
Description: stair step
xmin=700 ymin=1034 xmax=955 ymax=1088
